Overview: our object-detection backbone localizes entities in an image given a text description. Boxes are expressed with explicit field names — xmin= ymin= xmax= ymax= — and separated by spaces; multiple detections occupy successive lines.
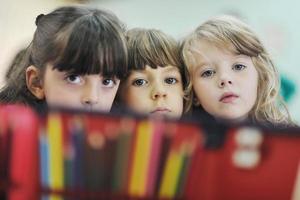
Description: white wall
xmin=0 ymin=0 xmax=69 ymax=86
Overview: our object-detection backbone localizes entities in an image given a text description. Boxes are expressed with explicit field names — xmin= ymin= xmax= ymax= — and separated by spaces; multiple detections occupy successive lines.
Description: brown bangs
xmin=51 ymin=12 xmax=127 ymax=79
xmin=127 ymin=29 xmax=181 ymax=70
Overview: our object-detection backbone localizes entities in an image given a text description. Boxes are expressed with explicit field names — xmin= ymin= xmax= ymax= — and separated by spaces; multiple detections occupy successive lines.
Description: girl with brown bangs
xmin=0 ymin=6 xmax=128 ymax=114
xmin=117 ymin=28 xmax=191 ymax=119
xmin=181 ymin=15 xmax=295 ymax=126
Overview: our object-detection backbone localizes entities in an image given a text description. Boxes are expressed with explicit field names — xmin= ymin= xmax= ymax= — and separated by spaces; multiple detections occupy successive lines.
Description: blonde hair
xmin=181 ymin=15 xmax=293 ymax=125
xmin=123 ymin=28 xmax=192 ymax=113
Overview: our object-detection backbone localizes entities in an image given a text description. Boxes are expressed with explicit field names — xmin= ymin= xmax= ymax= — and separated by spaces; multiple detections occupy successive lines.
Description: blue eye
xmin=233 ymin=64 xmax=246 ymax=71
xmin=165 ymin=77 xmax=177 ymax=84
xmin=132 ymin=79 xmax=148 ymax=86
xmin=201 ymin=70 xmax=215 ymax=77
xmin=66 ymin=74 xmax=82 ymax=84
xmin=102 ymin=78 xmax=116 ymax=88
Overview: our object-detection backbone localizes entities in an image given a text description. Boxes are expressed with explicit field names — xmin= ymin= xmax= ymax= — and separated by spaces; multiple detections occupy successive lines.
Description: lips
xmin=219 ymin=92 xmax=239 ymax=103
xmin=150 ymin=107 xmax=171 ymax=114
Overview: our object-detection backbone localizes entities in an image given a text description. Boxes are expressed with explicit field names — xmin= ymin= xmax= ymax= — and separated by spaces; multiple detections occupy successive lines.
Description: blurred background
xmin=0 ymin=0 xmax=299 ymax=123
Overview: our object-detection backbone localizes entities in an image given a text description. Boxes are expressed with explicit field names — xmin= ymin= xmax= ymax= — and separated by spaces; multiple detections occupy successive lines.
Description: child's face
xmin=42 ymin=64 xmax=120 ymax=112
xmin=190 ymin=40 xmax=258 ymax=121
xmin=121 ymin=65 xmax=184 ymax=118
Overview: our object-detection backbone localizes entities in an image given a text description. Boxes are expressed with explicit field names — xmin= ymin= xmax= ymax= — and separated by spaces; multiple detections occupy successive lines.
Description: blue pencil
xmin=70 ymin=117 xmax=85 ymax=189
xmin=39 ymin=128 xmax=49 ymax=200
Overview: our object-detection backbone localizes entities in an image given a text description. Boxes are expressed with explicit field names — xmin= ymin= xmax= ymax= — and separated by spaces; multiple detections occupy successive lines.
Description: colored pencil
xmin=145 ymin=120 xmax=164 ymax=196
xmin=39 ymin=127 xmax=49 ymax=200
xmin=47 ymin=113 xmax=64 ymax=200
xmin=129 ymin=120 xmax=153 ymax=197
xmin=111 ymin=119 xmax=133 ymax=192
xmin=159 ymin=148 xmax=184 ymax=198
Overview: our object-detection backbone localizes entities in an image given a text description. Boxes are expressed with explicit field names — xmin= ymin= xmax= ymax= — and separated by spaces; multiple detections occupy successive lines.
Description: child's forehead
xmin=187 ymin=39 xmax=235 ymax=57
xmin=189 ymin=38 xmax=237 ymax=54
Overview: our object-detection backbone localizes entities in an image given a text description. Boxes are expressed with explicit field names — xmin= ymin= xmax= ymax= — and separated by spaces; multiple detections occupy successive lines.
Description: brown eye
xmin=66 ymin=74 xmax=82 ymax=84
xmin=132 ymin=79 xmax=148 ymax=86
xmin=165 ymin=77 xmax=177 ymax=84
xmin=102 ymin=78 xmax=116 ymax=88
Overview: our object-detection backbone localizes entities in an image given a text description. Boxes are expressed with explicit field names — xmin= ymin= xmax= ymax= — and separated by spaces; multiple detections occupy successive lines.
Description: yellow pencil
xmin=159 ymin=148 xmax=184 ymax=198
xmin=47 ymin=112 xmax=64 ymax=200
xmin=129 ymin=120 xmax=153 ymax=197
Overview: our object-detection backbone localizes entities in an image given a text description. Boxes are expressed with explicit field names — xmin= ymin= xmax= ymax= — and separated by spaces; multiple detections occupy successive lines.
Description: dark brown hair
xmin=0 ymin=6 xmax=128 ymax=114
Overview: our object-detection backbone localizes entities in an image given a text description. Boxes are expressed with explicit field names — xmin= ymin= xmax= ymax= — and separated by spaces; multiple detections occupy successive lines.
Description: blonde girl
xmin=181 ymin=15 xmax=294 ymax=126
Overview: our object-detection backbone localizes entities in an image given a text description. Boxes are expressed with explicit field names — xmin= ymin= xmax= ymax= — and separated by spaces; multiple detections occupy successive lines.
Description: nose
xmin=218 ymin=73 xmax=233 ymax=88
xmin=219 ymin=79 xmax=233 ymax=87
xmin=151 ymin=84 xmax=167 ymax=100
xmin=81 ymin=85 xmax=99 ymax=107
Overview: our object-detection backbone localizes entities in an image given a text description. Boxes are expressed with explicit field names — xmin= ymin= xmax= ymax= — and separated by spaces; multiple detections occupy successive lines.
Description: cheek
xmin=45 ymin=88 xmax=77 ymax=106
xmin=171 ymin=86 xmax=184 ymax=102
xmin=43 ymin=80 xmax=59 ymax=103
xmin=123 ymin=87 xmax=144 ymax=106
xmin=192 ymin=80 xmax=208 ymax=99
xmin=169 ymin=82 xmax=184 ymax=93
xmin=43 ymin=73 xmax=70 ymax=104
xmin=102 ymin=87 xmax=119 ymax=103
xmin=248 ymin=78 xmax=258 ymax=104
xmin=246 ymin=70 xmax=259 ymax=97
xmin=124 ymin=91 xmax=147 ymax=113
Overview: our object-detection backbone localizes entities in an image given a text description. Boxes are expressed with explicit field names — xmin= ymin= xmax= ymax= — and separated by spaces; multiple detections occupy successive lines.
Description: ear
xmin=26 ymin=65 xmax=45 ymax=99
xmin=193 ymin=96 xmax=200 ymax=106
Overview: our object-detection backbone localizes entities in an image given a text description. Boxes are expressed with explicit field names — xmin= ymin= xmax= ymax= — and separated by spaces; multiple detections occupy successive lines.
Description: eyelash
xmin=165 ymin=77 xmax=178 ymax=84
xmin=200 ymin=64 xmax=247 ymax=78
xmin=201 ymin=69 xmax=215 ymax=78
xmin=232 ymin=64 xmax=247 ymax=71
xmin=102 ymin=78 xmax=117 ymax=87
xmin=65 ymin=74 xmax=82 ymax=84
xmin=132 ymin=77 xmax=178 ymax=86
xmin=64 ymin=74 xmax=117 ymax=88
xmin=132 ymin=79 xmax=148 ymax=86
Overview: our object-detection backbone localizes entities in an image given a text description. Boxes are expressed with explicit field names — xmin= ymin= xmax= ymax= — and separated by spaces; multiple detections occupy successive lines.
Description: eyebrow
xmin=193 ymin=61 xmax=209 ymax=71
xmin=128 ymin=70 xmax=147 ymax=76
xmin=234 ymin=54 xmax=250 ymax=59
xmin=232 ymin=54 xmax=253 ymax=63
